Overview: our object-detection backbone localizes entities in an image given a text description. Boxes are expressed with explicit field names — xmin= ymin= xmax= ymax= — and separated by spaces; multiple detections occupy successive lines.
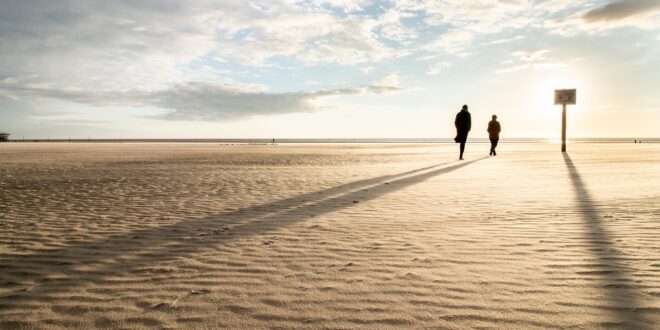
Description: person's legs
xmin=492 ymin=138 xmax=499 ymax=155
xmin=459 ymin=142 xmax=465 ymax=160
xmin=489 ymin=139 xmax=495 ymax=155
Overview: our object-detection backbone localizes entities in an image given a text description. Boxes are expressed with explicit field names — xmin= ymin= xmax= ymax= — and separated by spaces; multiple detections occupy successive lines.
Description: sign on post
xmin=554 ymin=89 xmax=576 ymax=105
xmin=554 ymin=89 xmax=576 ymax=152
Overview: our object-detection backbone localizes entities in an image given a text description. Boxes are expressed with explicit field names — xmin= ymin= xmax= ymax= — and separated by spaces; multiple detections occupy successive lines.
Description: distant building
xmin=0 ymin=132 xmax=9 ymax=142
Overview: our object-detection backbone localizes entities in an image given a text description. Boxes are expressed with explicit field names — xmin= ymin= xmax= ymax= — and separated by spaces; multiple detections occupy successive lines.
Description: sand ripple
xmin=1 ymin=143 xmax=659 ymax=329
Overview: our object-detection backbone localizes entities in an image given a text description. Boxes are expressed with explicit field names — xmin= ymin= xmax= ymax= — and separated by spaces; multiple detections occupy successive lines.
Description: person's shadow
xmin=563 ymin=153 xmax=652 ymax=329
xmin=1 ymin=157 xmax=486 ymax=308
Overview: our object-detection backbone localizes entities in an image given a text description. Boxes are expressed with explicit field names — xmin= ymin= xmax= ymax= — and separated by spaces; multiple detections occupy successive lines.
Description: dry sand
xmin=0 ymin=142 xmax=658 ymax=329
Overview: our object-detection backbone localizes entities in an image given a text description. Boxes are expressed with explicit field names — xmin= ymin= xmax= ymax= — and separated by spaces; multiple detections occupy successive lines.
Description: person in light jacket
xmin=487 ymin=115 xmax=501 ymax=156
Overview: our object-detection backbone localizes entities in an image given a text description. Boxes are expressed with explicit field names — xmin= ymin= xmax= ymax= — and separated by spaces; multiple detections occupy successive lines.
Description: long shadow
xmin=563 ymin=154 xmax=651 ymax=329
xmin=1 ymin=157 xmax=485 ymax=302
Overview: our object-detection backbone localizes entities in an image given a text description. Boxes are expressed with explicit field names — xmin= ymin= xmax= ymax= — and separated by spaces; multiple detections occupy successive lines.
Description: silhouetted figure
xmin=454 ymin=104 xmax=471 ymax=160
xmin=487 ymin=115 xmax=501 ymax=156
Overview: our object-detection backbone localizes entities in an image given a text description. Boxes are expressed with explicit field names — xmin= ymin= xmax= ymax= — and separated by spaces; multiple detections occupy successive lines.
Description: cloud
xmin=0 ymin=75 xmax=403 ymax=121
xmin=154 ymin=83 xmax=339 ymax=120
xmin=544 ymin=0 xmax=660 ymax=35
xmin=422 ymin=0 xmax=534 ymax=32
xmin=375 ymin=7 xmax=420 ymax=43
xmin=511 ymin=50 xmax=549 ymax=62
xmin=295 ymin=16 xmax=400 ymax=65
xmin=483 ymin=35 xmax=525 ymax=45
xmin=1 ymin=0 xmax=657 ymax=129
xmin=0 ymin=1 xmax=403 ymax=91
xmin=495 ymin=62 xmax=567 ymax=74
xmin=423 ymin=30 xmax=474 ymax=56
xmin=583 ymin=0 xmax=660 ymax=22
xmin=426 ymin=62 xmax=451 ymax=75
xmin=0 ymin=1 xmax=218 ymax=90
xmin=497 ymin=49 xmax=566 ymax=73
xmin=310 ymin=0 xmax=373 ymax=13
xmin=368 ymin=73 xmax=402 ymax=94
xmin=533 ymin=0 xmax=589 ymax=14
xmin=360 ymin=66 xmax=375 ymax=74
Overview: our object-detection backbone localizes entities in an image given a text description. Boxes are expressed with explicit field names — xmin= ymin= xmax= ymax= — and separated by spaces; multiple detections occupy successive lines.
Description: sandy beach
xmin=0 ymin=142 xmax=658 ymax=329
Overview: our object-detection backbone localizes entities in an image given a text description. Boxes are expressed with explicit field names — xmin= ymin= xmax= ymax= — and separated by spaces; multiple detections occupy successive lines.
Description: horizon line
xmin=2 ymin=137 xmax=658 ymax=143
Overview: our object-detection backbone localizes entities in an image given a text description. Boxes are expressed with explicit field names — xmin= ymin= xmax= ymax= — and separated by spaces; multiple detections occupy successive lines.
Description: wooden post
xmin=555 ymin=89 xmax=575 ymax=152
xmin=561 ymin=103 xmax=567 ymax=152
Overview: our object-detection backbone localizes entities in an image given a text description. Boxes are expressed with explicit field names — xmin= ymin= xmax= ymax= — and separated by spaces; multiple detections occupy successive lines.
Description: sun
xmin=531 ymin=69 xmax=585 ymax=113
xmin=508 ymin=68 xmax=588 ymax=138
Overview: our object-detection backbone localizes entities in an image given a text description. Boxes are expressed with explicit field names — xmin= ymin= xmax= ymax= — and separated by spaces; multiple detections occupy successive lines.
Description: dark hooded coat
xmin=454 ymin=109 xmax=471 ymax=143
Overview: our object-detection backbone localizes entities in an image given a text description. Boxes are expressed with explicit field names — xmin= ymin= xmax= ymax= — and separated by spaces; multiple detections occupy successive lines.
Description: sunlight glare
xmin=533 ymin=70 xmax=584 ymax=113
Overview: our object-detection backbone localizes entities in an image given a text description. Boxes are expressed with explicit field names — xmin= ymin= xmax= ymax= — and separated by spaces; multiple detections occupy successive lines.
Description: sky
xmin=0 ymin=0 xmax=659 ymax=139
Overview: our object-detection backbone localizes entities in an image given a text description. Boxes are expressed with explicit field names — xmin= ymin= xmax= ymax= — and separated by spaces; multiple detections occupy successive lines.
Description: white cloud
xmin=296 ymin=16 xmax=399 ymax=65
xmin=2 ymin=1 xmax=653 ymax=88
xmin=360 ymin=66 xmax=375 ymax=74
xmin=418 ymin=54 xmax=438 ymax=61
xmin=0 ymin=1 xmax=215 ymax=90
xmin=484 ymin=35 xmax=525 ymax=45
xmin=423 ymin=0 xmax=534 ymax=32
xmin=511 ymin=50 xmax=549 ymax=62
xmin=379 ymin=23 xmax=419 ymax=43
xmin=426 ymin=62 xmax=451 ymax=75
xmin=413 ymin=0 xmax=657 ymax=41
xmin=533 ymin=0 xmax=589 ymax=14
xmin=309 ymin=0 xmax=373 ymax=13
xmin=497 ymin=49 xmax=567 ymax=73
xmin=375 ymin=8 xmax=419 ymax=43
xmin=423 ymin=30 xmax=474 ymax=56
xmin=496 ymin=64 xmax=528 ymax=74
xmin=0 ymin=1 xmax=405 ymax=91
xmin=2 ymin=0 xmax=658 ymax=127
xmin=369 ymin=73 xmax=402 ymax=94
xmin=497 ymin=62 xmax=567 ymax=74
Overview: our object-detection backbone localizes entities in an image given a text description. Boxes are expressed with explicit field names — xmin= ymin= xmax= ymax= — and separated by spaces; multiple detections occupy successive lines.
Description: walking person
xmin=487 ymin=115 xmax=501 ymax=156
xmin=454 ymin=104 xmax=471 ymax=160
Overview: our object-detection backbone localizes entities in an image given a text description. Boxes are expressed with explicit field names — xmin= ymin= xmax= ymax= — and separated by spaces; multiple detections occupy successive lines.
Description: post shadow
xmin=563 ymin=154 xmax=651 ymax=329
xmin=1 ymin=157 xmax=485 ymax=302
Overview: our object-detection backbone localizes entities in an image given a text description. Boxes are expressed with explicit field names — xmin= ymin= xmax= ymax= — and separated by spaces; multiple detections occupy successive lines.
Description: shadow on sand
xmin=1 ymin=157 xmax=486 ymax=302
xmin=563 ymin=153 xmax=651 ymax=329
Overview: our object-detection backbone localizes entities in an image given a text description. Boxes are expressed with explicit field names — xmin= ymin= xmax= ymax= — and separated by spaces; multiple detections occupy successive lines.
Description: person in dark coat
xmin=487 ymin=114 xmax=501 ymax=156
xmin=454 ymin=104 xmax=471 ymax=160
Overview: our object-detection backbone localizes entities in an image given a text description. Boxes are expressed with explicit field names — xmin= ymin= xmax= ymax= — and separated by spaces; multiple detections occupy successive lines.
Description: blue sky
xmin=1 ymin=0 xmax=659 ymax=139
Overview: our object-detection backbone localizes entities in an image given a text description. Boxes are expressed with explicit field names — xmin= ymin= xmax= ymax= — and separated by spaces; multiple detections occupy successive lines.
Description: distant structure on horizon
xmin=0 ymin=132 xmax=9 ymax=142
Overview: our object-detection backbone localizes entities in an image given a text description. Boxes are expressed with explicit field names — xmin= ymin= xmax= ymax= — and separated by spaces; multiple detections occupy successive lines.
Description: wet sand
xmin=1 ymin=142 xmax=659 ymax=329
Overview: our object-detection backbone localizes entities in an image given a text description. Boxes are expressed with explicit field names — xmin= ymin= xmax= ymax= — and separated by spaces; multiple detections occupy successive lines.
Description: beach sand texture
xmin=1 ymin=143 xmax=659 ymax=329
